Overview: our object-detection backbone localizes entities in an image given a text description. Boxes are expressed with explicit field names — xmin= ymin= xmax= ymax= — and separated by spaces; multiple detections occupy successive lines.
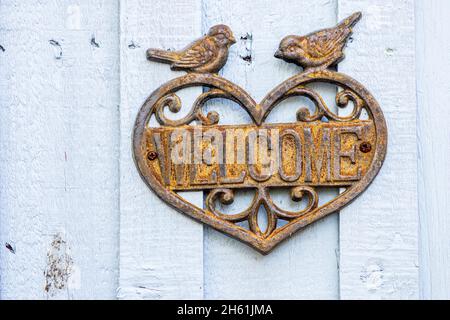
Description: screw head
xmin=147 ymin=151 xmax=158 ymax=161
xmin=360 ymin=142 xmax=372 ymax=153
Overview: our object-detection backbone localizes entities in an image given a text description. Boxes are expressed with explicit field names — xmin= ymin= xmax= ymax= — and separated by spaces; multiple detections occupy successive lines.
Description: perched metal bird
xmin=274 ymin=12 xmax=362 ymax=69
xmin=146 ymin=25 xmax=236 ymax=74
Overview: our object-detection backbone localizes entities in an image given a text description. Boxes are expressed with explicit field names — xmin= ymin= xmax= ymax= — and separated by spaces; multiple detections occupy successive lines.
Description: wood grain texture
xmin=338 ymin=0 xmax=419 ymax=299
xmin=118 ymin=0 xmax=204 ymax=299
xmin=0 ymin=0 xmax=120 ymax=299
xmin=416 ymin=0 xmax=450 ymax=300
xmin=202 ymin=0 xmax=339 ymax=299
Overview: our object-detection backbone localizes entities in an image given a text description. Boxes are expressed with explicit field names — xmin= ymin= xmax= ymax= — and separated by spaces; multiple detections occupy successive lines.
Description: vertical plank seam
xmin=414 ymin=0 xmax=429 ymax=300
xmin=412 ymin=1 xmax=421 ymax=300
xmin=336 ymin=0 xmax=342 ymax=301
xmin=201 ymin=0 xmax=207 ymax=299
xmin=117 ymin=0 xmax=123 ymax=298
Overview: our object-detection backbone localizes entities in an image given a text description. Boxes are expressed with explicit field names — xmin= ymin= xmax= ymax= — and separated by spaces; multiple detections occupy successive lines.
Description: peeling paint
xmin=44 ymin=234 xmax=74 ymax=296
xmin=360 ymin=262 xmax=384 ymax=291
xmin=239 ymin=32 xmax=253 ymax=64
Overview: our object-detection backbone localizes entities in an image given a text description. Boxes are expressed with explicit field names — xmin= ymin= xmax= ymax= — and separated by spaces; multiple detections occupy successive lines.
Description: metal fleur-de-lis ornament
xmin=133 ymin=12 xmax=387 ymax=254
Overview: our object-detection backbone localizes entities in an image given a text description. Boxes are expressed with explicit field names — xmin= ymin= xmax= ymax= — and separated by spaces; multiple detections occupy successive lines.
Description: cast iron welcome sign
xmin=132 ymin=12 xmax=387 ymax=254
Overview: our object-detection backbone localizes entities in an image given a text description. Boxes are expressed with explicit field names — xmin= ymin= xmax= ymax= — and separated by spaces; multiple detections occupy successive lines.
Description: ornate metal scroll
xmin=133 ymin=12 xmax=387 ymax=254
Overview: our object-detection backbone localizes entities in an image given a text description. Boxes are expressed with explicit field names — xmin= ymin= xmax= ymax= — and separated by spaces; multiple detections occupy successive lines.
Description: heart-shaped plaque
xmin=133 ymin=13 xmax=387 ymax=254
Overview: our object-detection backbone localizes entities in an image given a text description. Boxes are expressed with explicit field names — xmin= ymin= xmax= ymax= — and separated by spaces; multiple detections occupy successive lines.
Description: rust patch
xmin=44 ymin=234 xmax=73 ymax=295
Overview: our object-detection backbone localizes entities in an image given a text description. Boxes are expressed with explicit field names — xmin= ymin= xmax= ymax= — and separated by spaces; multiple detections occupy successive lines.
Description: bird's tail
xmin=338 ymin=11 xmax=362 ymax=29
xmin=146 ymin=48 xmax=178 ymax=63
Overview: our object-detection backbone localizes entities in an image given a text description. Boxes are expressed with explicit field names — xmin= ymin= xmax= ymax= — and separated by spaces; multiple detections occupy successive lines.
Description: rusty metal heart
xmin=132 ymin=70 xmax=386 ymax=254
xmin=133 ymin=16 xmax=387 ymax=254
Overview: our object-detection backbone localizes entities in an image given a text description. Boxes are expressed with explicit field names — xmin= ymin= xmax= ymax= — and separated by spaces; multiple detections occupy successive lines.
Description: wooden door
xmin=0 ymin=0 xmax=448 ymax=300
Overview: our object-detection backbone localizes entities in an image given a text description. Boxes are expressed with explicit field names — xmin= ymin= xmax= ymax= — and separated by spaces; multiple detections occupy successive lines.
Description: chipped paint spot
xmin=66 ymin=5 xmax=81 ymax=30
xmin=360 ymin=261 xmax=384 ymax=291
xmin=240 ymin=55 xmax=252 ymax=63
xmin=49 ymin=39 xmax=63 ymax=60
xmin=390 ymin=232 xmax=405 ymax=249
xmin=5 ymin=242 xmax=15 ymax=254
xmin=385 ymin=47 xmax=395 ymax=56
xmin=239 ymin=32 xmax=253 ymax=64
xmin=44 ymin=234 xmax=74 ymax=296
xmin=128 ymin=41 xmax=140 ymax=49
xmin=90 ymin=35 xmax=100 ymax=48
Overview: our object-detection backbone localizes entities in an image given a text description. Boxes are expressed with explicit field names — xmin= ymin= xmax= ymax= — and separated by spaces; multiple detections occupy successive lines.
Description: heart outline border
xmin=132 ymin=69 xmax=387 ymax=254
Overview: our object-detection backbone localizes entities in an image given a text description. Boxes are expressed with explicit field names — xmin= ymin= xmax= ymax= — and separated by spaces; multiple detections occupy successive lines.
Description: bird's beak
xmin=274 ymin=49 xmax=283 ymax=59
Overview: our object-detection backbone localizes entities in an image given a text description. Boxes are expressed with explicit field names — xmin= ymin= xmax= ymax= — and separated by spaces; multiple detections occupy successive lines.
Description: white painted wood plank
xmin=416 ymin=0 xmax=450 ymax=300
xmin=118 ymin=0 xmax=204 ymax=299
xmin=202 ymin=0 xmax=339 ymax=299
xmin=0 ymin=0 xmax=120 ymax=299
xmin=338 ymin=0 xmax=419 ymax=299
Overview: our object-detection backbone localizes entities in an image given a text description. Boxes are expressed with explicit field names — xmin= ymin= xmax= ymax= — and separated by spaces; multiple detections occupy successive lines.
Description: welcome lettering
xmin=146 ymin=121 xmax=374 ymax=190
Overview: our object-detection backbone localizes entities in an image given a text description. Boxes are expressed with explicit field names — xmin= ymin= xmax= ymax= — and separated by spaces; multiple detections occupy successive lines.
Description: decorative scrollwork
xmin=154 ymin=93 xmax=182 ymax=126
xmin=206 ymin=186 xmax=319 ymax=239
xmin=333 ymin=89 xmax=365 ymax=121
xmin=205 ymin=188 xmax=253 ymax=222
xmin=154 ymin=88 xmax=241 ymax=126
xmin=247 ymin=200 xmax=278 ymax=238
xmin=270 ymin=186 xmax=319 ymax=220
xmin=287 ymin=86 xmax=328 ymax=122
xmin=149 ymin=73 xmax=367 ymax=128
xmin=279 ymin=86 xmax=366 ymax=123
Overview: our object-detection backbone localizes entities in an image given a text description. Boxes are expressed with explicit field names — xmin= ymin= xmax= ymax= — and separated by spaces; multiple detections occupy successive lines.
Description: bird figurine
xmin=274 ymin=12 xmax=362 ymax=70
xmin=146 ymin=25 xmax=236 ymax=74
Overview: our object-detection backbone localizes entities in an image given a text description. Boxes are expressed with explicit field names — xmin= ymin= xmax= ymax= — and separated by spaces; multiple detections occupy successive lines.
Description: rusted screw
xmin=147 ymin=151 xmax=158 ymax=161
xmin=359 ymin=142 xmax=372 ymax=153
